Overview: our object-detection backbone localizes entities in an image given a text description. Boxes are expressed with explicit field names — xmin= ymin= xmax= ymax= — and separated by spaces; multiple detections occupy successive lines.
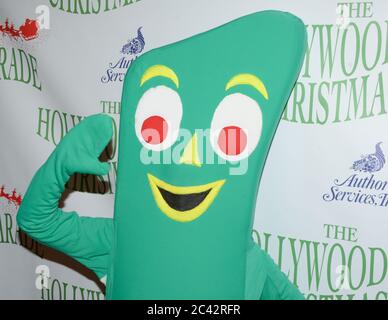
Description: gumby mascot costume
xmin=17 ymin=10 xmax=307 ymax=299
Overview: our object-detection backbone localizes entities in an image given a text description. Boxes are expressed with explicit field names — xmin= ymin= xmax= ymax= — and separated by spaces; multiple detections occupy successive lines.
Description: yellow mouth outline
xmin=147 ymin=174 xmax=225 ymax=222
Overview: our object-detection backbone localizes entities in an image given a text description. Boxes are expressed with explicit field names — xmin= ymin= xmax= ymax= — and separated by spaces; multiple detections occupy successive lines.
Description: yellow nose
xmin=179 ymin=133 xmax=202 ymax=167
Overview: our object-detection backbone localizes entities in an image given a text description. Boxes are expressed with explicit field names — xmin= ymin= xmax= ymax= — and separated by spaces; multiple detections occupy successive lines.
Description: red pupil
xmin=141 ymin=116 xmax=168 ymax=144
xmin=218 ymin=126 xmax=247 ymax=156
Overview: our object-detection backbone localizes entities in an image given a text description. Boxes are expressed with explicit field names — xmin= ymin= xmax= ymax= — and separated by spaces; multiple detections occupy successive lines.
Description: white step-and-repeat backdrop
xmin=1 ymin=0 xmax=388 ymax=300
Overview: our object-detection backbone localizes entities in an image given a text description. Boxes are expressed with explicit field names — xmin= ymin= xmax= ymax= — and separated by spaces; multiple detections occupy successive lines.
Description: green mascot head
xmin=110 ymin=10 xmax=307 ymax=299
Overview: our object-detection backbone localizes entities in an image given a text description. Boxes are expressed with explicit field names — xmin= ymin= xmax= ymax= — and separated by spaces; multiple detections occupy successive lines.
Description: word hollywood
xmin=283 ymin=2 xmax=388 ymax=125
xmin=253 ymin=226 xmax=388 ymax=300
xmin=39 ymin=275 xmax=104 ymax=300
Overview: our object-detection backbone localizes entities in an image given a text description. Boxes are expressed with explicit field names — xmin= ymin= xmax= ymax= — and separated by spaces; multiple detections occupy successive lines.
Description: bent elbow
xmin=16 ymin=203 xmax=32 ymax=234
xmin=16 ymin=206 xmax=27 ymax=231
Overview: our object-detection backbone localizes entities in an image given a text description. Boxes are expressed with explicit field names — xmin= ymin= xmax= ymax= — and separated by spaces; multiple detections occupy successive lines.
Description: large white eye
xmin=210 ymin=93 xmax=262 ymax=161
xmin=135 ymin=85 xmax=182 ymax=151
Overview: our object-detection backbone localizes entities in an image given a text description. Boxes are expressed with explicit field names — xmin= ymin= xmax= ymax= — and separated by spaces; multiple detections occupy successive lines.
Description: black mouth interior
xmin=158 ymin=187 xmax=211 ymax=212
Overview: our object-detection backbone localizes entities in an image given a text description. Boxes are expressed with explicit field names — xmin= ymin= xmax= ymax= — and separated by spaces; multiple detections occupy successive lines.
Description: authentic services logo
xmin=352 ymin=142 xmax=385 ymax=173
xmin=101 ymin=27 xmax=145 ymax=84
xmin=120 ymin=27 xmax=145 ymax=55
xmin=323 ymin=142 xmax=388 ymax=207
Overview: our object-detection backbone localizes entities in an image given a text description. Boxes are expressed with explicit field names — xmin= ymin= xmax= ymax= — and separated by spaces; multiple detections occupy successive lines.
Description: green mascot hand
xmin=17 ymin=114 xmax=114 ymax=279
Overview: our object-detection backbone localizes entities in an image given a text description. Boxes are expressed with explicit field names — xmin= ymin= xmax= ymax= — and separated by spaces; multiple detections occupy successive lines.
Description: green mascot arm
xmin=260 ymin=251 xmax=305 ymax=300
xmin=245 ymin=241 xmax=304 ymax=300
xmin=17 ymin=114 xmax=114 ymax=279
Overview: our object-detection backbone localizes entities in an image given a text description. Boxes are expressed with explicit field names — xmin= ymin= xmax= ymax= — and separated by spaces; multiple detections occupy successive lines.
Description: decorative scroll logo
xmin=121 ymin=27 xmax=145 ymax=55
xmin=352 ymin=142 xmax=385 ymax=173
xmin=101 ymin=27 xmax=145 ymax=84
xmin=323 ymin=142 xmax=388 ymax=207
xmin=0 ymin=185 xmax=22 ymax=207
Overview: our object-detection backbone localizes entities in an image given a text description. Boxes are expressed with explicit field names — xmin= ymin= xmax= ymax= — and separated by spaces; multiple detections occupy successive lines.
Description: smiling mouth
xmin=147 ymin=174 xmax=225 ymax=222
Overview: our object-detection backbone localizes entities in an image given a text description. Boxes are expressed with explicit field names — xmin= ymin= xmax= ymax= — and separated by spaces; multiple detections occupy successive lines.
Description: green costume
xmin=17 ymin=10 xmax=307 ymax=299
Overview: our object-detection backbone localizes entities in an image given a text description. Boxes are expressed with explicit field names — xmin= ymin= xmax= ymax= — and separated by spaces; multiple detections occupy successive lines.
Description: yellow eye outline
xmin=140 ymin=65 xmax=179 ymax=88
xmin=225 ymin=73 xmax=269 ymax=100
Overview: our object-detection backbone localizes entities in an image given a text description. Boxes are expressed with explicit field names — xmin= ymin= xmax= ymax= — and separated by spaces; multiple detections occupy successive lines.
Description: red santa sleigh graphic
xmin=0 ymin=18 xmax=39 ymax=41
xmin=0 ymin=185 xmax=22 ymax=207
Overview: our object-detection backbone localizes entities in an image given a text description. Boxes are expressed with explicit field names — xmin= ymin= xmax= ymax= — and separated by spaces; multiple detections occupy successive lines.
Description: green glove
xmin=17 ymin=114 xmax=114 ymax=279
